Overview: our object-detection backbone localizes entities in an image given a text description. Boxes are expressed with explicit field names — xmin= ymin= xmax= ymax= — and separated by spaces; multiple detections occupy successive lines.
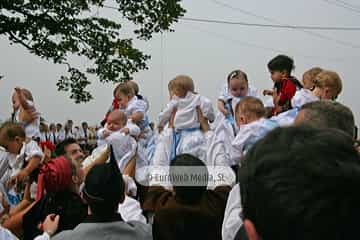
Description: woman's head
xmin=227 ymin=70 xmax=249 ymax=98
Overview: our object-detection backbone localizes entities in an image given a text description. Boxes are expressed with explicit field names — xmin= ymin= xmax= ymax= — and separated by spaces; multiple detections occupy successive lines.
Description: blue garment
xmin=170 ymin=127 xmax=200 ymax=161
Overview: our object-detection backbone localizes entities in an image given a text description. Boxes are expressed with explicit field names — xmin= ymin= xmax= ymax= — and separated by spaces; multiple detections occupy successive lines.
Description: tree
xmin=0 ymin=0 xmax=185 ymax=102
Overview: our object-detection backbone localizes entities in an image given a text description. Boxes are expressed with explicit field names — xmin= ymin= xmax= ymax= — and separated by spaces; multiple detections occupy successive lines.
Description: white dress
xmin=230 ymin=118 xmax=278 ymax=166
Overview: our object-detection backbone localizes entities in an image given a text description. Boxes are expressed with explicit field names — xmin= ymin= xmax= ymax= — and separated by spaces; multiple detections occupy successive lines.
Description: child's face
xmin=229 ymin=78 xmax=248 ymax=98
xmin=5 ymin=137 xmax=24 ymax=154
xmin=106 ymin=115 xmax=125 ymax=132
xmin=302 ymin=73 xmax=314 ymax=89
xmin=270 ymin=70 xmax=287 ymax=83
xmin=12 ymin=93 xmax=20 ymax=110
xmin=235 ymin=109 xmax=247 ymax=127
xmin=116 ymin=92 xmax=131 ymax=108
xmin=312 ymin=86 xmax=335 ymax=100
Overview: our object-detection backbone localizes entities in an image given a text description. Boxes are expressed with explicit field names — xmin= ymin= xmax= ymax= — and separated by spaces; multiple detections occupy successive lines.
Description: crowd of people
xmin=0 ymin=54 xmax=359 ymax=240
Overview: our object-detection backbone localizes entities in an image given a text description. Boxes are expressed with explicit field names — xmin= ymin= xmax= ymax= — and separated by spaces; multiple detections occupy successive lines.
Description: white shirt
xmin=9 ymin=140 xmax=44 ymax=177
xmin=291 ymin=88 xmax=319 ymax=109
xmin=158 ymin=92 xmax=215 ymax=130
xmin=0 ymin=146 xmax=11 ymax=187
xmin=231 ymin=118 xmax=278 ymax=166
xmin=222 ymin=183 xmax=243 ymax=240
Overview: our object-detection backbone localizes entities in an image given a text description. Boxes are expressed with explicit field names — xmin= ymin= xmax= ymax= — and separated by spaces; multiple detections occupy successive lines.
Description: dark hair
xmin=55 ymin=138 xmax=78 ymax=156
xmin=267 ymin=55 xmax=294 ymax=74
xmin=170 ymin=154 xmax=208 ymax=203
xmin=239 ymin=126 xmax=360 ymax=240
xmin=0 ymin=121 xmax=26 ymax=142
xmin=299 ymin=100 xmax=355 ymax=138
xmin=83 ymin=146 xmax=125 ymax=217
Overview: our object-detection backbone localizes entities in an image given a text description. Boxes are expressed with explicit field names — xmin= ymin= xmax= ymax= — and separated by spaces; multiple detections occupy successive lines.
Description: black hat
xmin=83 ymin=145 xmax=125 ymax=204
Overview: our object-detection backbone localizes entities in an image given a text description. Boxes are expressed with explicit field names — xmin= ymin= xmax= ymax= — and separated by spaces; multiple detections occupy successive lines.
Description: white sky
xmin=1 ymin=0 xmax=359 ymax=127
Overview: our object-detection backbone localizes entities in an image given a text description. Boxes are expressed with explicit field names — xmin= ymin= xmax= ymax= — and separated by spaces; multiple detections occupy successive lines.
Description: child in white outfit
xmin=12 ymin=87 xmax=41 ymax=140
xmin=230 ymin=97 xmax=278 ymax=166
xmin=153 ymin=75 xmax=214 ymax=165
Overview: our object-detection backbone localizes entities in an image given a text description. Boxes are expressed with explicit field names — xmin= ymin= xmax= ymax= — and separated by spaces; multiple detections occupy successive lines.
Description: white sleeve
xmin=218 ymin=83 xmax=230 ymax=102
xmin=25 ymin=140 xmax=44 ymax=162
xmin=200 ymin=96 xmax=215 ymax=123
xmin=118 ymin=196 xmax=147 ymax=224
xmin=158 ymin=100 xmax=177 ymax=127
xmin=130 ymin=100 xmax=146 ymax=115
xmin=0 ymin=226 xmax=18 ymax=240
xmin=222 ymin=184 xmax=243 ymax=240
xmin=230 ymin=127 xmax=253 ymax=166
xmin=97 ymin=128 xmax=106 ymax=139
xmin=126 ymin=120 xmax=141 ymax=137
xmin=34 ymin=232 xmax=50 ymax=240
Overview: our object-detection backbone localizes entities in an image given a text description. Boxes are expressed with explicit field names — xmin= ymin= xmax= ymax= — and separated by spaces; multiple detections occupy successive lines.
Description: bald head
xmin=107 ymin=110 xmax=127 ymax=132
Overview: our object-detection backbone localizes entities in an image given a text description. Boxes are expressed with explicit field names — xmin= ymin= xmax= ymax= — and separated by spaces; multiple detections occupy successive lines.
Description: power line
xmin=183 ymin=23 xmax=351 ymax=62
xmin=335 ymin=0 xmax=360 ymax=9
xmin=321 ymin=0 xmax=360 ymax=13
xmin=208 ymin=0 xmax=360 ymax=49
xmin=181 ymin=17 xmax=360 ymax=31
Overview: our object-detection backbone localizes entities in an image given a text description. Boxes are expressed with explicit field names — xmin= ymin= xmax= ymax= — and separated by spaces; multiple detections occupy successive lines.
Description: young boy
xmin=230 ymin=97 xmax=278 ymax=166
xmin=263 ymin=55 xmax=301 ymax=116
xmin=0 ymin=122 xmax=43 ymax=205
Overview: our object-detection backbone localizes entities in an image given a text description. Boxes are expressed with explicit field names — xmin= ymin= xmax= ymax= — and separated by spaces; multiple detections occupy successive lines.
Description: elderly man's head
xmin=294 ymin=100 xmax=355 ymax=138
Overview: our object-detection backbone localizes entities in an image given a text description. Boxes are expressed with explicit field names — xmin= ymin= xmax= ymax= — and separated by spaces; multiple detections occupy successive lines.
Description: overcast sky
xmin=1 ymin=0 xmax=359 ymax=127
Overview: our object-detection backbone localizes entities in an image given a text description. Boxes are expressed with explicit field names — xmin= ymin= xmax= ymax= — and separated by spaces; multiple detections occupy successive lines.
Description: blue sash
xmin=170 ymin=127 xmax=200 ymax=161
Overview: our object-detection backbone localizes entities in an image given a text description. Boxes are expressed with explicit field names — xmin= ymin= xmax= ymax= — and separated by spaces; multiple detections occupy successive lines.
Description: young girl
xmin=218 ymin=69 xmax=259 ymax=117
xmin=11 ymin=87 xmax=41 ymax=140
xmin=263 ymin=55 xmax=302 ymax=116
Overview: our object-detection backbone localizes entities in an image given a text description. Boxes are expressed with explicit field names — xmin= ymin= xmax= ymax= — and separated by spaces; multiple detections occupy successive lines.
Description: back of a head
xmin=299 ymin=101 xmax=355 ymax=138
xmin=83 ymin=146 xmax=125 ymax=217
xmin=116 ymin=82 xmax=135 ymax=97
xmin=170 ymin=154 xmax=208 ymax=203
xmin=314 ymin=70 xmax=342 ymax=99
xmin=267 ymin=55 xmax=294 ymax=74
xmin=127 ymin=80 xmax=140 ymax=95
xmin=236 ymin=96 xmax=265 ymax=119
xmin=303 ymin=67 xmax=323 ymax=82
xmin=21 ymin=88 xmax=34 ymax=101
xmin=239 ymin=126 xmax=360 ymax=240
xmin=174 ymin=75 xmax=195 ymax=92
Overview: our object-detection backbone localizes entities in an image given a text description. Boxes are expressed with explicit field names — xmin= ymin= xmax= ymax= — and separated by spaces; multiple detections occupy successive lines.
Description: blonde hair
xmin=236 ymin=96 xmax=265 ymax=119
xmin=314 ymin=70 xmax=342 ymax=98
xmin=303 ymin=67 xmax=323 ymax=85
xmin=168 ymin=79 xmax=177 ymax=92
xmin=115 ymin=82 xmax=135 ymax=97
xmin=127 ymin=81 xmax=139 ymax=95
xmin=174 ymin=75 xmax=195 ymax=92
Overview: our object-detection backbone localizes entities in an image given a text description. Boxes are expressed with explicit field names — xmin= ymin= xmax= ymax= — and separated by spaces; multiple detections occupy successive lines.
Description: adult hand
xmin=196 ymin=106 xmax=209 ymax=133
xmin=42 ymin=214 xmax=60 ymax=237
xmin=168 ymin=108 xmax=177 ymax=129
